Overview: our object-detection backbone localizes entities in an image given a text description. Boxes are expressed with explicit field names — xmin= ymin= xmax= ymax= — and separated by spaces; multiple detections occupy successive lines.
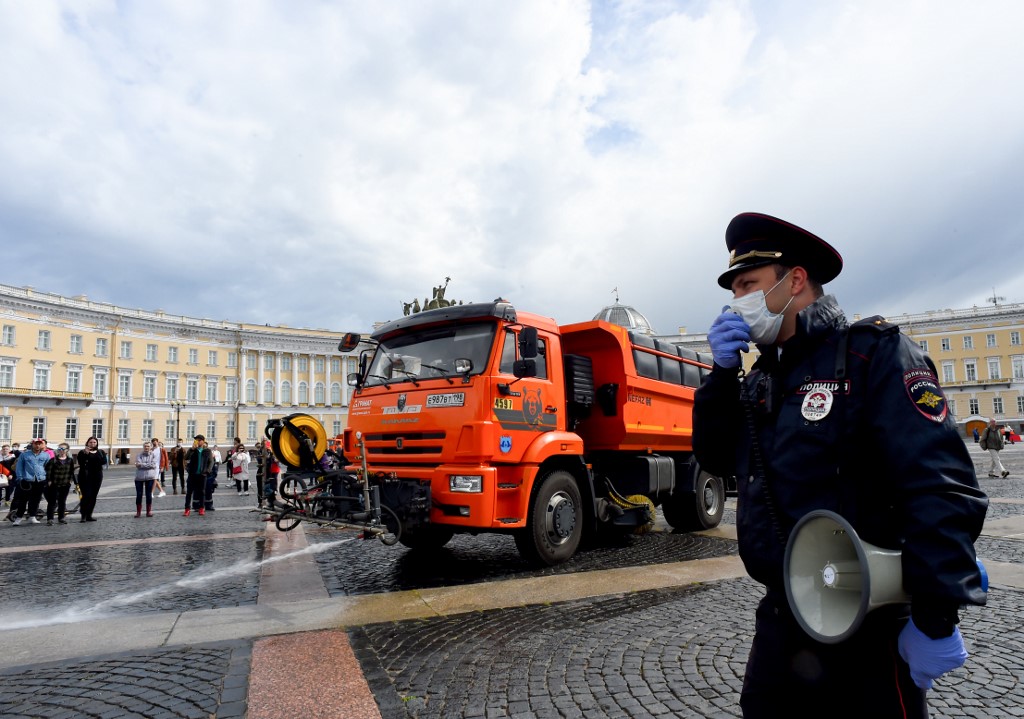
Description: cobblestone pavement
xmin=1 ymin=443 xmax=1023 ymax=718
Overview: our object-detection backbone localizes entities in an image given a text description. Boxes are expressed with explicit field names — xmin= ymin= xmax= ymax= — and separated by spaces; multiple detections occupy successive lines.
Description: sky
xmin=2 ymin=0 xmax=1023 ymax=336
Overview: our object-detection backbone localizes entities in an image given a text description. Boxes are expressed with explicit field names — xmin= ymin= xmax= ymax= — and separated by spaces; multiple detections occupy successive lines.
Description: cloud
xmin=1 ymin=0 xmax=1023 ymax=337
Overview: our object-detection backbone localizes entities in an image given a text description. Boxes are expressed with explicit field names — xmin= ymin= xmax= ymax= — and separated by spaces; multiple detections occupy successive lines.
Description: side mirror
xmin=454 ymin=358 xmax=474 ymax=374
xmin=513 ymin=358 xmax=537 ymax=378
xmin=339 ymin=332 xmax=362 ymax=352
xmin=347 ymin=372 xmax=361 ymax=387
xmin=518 ymin=327 xmax=538 ymax=359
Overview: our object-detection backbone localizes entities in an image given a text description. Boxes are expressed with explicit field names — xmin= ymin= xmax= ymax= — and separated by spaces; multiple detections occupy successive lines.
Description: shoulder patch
xmin=903 ymin=368 xmax=948 ymax=423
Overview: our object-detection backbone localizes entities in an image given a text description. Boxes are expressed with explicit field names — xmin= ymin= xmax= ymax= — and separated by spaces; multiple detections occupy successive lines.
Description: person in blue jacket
xmin=693 ymin=212 xmax=988 ymax=718
xmin=11 ymin=439 xmax=49 ymax=526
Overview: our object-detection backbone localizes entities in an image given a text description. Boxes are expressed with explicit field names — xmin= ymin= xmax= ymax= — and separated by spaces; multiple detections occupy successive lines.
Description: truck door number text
xmin=494 ymin=398 xmax=514 ymax=410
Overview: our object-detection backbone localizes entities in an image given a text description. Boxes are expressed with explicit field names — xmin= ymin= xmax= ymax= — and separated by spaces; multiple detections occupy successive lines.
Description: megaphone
xmin=784 ymin=510 xmax=908 ymax=644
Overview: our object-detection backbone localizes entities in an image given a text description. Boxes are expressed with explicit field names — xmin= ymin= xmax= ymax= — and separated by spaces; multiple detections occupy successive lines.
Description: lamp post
xmin=170 ymin=400 xmax=186 ymax=440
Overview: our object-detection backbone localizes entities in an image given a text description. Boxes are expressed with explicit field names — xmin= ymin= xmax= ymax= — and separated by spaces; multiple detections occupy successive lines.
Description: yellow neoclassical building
xmin=0 ymin=283 xmax=359 ymax=461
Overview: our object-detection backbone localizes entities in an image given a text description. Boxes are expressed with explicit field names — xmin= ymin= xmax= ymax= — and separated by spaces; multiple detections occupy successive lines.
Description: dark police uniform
xmin=694 ymin=215 xmax=988 ymax=718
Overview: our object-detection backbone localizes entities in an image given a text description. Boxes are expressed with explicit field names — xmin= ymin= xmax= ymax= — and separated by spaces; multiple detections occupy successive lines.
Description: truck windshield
xmin=364 ymin=322 xmax=497 ymax=387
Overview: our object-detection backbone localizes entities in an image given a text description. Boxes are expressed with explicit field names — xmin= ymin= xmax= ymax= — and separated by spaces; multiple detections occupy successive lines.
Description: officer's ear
xmin=789 ymin=266 xmax=810 ymax=297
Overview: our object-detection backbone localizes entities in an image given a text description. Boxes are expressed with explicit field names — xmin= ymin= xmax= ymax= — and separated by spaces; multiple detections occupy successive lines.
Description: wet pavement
xmin=1 ymin=442 xmax=1023 ymax=718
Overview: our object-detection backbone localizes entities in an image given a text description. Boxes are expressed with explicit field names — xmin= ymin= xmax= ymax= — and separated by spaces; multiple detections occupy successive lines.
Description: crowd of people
xmin=2 ymin=435 xmax=283 ymax=525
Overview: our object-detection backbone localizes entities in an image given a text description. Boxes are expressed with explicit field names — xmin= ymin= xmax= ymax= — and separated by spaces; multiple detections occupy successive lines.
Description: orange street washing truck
xmin=267 ymin=299 xmax=725 ymax=566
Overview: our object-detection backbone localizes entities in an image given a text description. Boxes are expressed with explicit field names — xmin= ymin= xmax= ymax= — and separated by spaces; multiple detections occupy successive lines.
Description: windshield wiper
xmin=366 ymin=374 xmax=392 ymax=389
xmin=422 ymin=364 xmax=455 ymax=384
xmin=393 ymin=369 xmax=421 ymax=386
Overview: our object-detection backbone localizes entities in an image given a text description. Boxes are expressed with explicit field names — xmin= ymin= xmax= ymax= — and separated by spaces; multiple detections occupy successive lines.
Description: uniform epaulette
xmin=851 ymin=315 xmax=898 ymax=334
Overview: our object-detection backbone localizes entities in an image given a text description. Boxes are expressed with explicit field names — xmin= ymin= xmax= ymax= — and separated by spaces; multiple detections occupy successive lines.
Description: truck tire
xmin=662 ymin=466 xmax=725 ymax=531
xmin=514 ymin=470 xmax=583 ymax=566
xmin=397 ymin=525 xmax=456 ymax=550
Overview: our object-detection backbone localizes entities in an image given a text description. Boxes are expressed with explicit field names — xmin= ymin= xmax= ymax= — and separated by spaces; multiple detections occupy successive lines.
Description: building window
xmin=332 ymin=420 xmax=342 ymax=436
xmin=118 ymin=419 xmax=130 ymax=441
xmin=96 ymin=337 xmax=108 ymax=357
xmin=208 ymin=350 xmax=218 ymax=366
xmin=298 ymin=382 xmax=308 ymax=404
xmin=988 ymin=358 xmax=1001 ymax=380
xmin=0 ymin=362 xmax=12 ymax=388
xmin=331 ymin=382 xmax=342 ymax=404
xmin=207 ymin=421 xmax=217 ymax=440
xmin=298 ymin=357 xmax=308 ymax=372
xmin=947 ymin=399 xmax=956 ymax=417
xmin=1013 ymin=331 xmax=1022 ymax=347
xmin=226 ymin=381 xmax=237 ymax=403
xmin=166 ymin=377 xmax=178 ymax=400
xmin=281 ymin=355 xmax=292 ymax=371
xmin=226 ymin=419 xmax=236 ymax=440
xmin=331 ymin=358 xmax=341 ymax=374
xmin=188 ymin=348 xmax=199 ymax=365
xmin=94 ymin=371 xmax=107 ymax=397
xmin=965 ymin=361 xmax=977 ymax=382
xmin=281 ymin=381 xmax=292 ymax=405
xmin=227 ymin=352 xmax=237 ymax=368
xmin=207 ymin=380 xmax=217 ymax=403
xmin=37 ymin=330 xmax=51 ymax=351
xmin=969 ymin=398 xmax=979 ymax=415
xmin=246 ymin=379 xmax=257 ymax=403
xmin=315 ymin=357 xmax=325 ymax=373
xmin=994 ymin=397 xmax=1004 ymax=415
xmin=1015 ymin=357 xmax=1024 ymax=380
xmin=92 ymin=418 xmax=104 ymax=439
xmin=264 ymin=354 xmax=274 ymax=371
xmin=1018 ymin=396 xmax=1024 ymax=415
xmin=186 ymin=378 xmax=199 ymax=401
xmin=263 ymin=380 xmax=274 ymax=403
xmin=165 ymin=420 xmax=176 ymax=440
xmin=1 ymin=325 xmax=14 ymax=345
xmin=941 ymin=362 xmax=954 ymax=384
xmin=918 ymin=340 xmax=928 ymax=353
xmin=347 ymin=357 xmax=357 ymax=374
xmin=246 ymin=353 xmax=257 ymax=370
xmin=186 ymin=420 xmax=197 ymax=438
xmin=144 ymin=376 xmax=156 ymax=399
xmin=118 ymin=373 xmax=131 ymax=399
xmin=65 ymin=418 xmax=78 ymax=441
xmin=314 ymin=382 xmax=325 ymax=404
xmin=0 ymin=415 xmax=10 ymax=441
xmin=248 ymin=420 xmax=258 ymax=440
xmin=67 ymin=367 xmax=82 ymax=393
xmin=32 ymin=417 xmax=46 ymax=439
xmin=963 ymin=336 xmax=973 ymax=350
xmin=69 ymin=334 xmax=83 ymax=354
xmin=120 ymin=341 xmax=132 ymax=359
xmin=168 ymin=346 xmax=178 ymax=363
xmin=33 ymin=365 xmax=51 ymax=390
xmin=147 ymin=344 xmax=158 ymax=361
xmin=987 ymin=333 xmax=997 ymax=348
xmin=142 ymin=419 xmax=153 ymax=439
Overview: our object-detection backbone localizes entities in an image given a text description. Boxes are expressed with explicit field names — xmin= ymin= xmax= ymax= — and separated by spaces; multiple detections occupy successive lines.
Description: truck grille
xmin=363 ymin=431 xmax=446 ymax=462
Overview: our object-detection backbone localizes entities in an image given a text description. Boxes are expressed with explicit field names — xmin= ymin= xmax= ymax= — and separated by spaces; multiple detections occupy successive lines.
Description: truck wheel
xmin=397 ymin=525 xmax=455 ymax=550
xmin=514 ymin=470 xmax=583 ymax=566
xmin=663 ymin=468 xmax=724 ymax=531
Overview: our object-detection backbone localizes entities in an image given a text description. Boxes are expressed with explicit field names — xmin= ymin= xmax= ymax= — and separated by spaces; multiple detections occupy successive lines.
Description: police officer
xmin=693 ymin=212 xmax=988 ymax=717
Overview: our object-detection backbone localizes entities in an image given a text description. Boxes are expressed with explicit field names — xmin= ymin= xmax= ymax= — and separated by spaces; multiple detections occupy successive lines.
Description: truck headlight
xmin=449 ymin=475 xmax=483 ymax=493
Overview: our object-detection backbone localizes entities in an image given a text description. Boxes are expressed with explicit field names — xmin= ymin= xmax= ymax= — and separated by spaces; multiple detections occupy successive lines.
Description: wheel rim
xmin=700 ymin=474 xmax=720 ymax=516
xmin=544 ymin=490 xmax=577 ymax=545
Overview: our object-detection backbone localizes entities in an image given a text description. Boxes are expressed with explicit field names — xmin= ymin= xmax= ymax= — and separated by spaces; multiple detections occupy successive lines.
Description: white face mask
xmin=728 ymin=271 xmax=795 ymax=345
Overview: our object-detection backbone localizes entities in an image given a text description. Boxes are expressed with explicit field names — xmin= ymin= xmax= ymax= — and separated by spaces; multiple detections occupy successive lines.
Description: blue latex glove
xmin=897 ymin=619 xmax=968 ymax=690
xmin=708 ymin=308 xmax=751 ymax=368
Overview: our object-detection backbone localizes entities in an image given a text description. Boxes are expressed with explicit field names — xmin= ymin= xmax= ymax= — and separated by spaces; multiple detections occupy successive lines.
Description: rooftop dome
xmin=593 ymin=302 xmax=655 ymax=335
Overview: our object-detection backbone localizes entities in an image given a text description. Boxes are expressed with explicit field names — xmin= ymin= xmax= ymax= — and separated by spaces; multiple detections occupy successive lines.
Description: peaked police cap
xmin=718 ymin=212 xmax=843 ymax=289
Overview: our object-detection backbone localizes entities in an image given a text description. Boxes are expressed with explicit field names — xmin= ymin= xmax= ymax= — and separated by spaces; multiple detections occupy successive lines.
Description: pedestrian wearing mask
xmin=693 ymin=212 xmax=988 ymax=717
xmin=183 ymin=435 xmax=214 ymax=517
xmin=76 ymin=436 xmax=107 ymax=522
xmin=979 ymin=418 xmax=1009 ymax=478
xmin=11 ymin=440 xmax=48 ymax=525
xmin=231 ymin=443 xmax=251 ymax=496
xmin=134 ymin=441 xmax=159 ymax=518
xmin=169 ymin=438 xmax=186 ymax=494
xmin=43 ymin=443 xmax=76 ymax=525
